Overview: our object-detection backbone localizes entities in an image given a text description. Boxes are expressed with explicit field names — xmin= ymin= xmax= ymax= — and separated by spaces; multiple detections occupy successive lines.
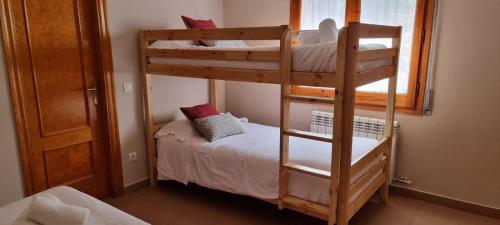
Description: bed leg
xmin=379 ymin=183 xmax=389 ymax=204
xmin=278 ymin=200 xmax=284 ymax=210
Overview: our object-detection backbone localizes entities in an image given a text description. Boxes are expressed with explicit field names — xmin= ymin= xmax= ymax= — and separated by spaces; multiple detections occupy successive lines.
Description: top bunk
xmin=138 ymin=22 xmax=402 ymax=88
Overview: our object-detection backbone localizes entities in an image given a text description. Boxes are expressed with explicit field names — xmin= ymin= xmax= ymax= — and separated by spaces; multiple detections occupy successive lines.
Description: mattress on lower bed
xmin=155 ymin=120 xmax=380 ymax=206
xmin=148 ymin=41 xmax=392 ymax=74
xmin=0 ymin=186 xmax=149 ymax=225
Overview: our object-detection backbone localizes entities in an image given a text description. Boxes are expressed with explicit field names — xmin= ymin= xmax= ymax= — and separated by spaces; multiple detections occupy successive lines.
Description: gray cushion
xmin=194 ymin=113 xmax=244 ymax=142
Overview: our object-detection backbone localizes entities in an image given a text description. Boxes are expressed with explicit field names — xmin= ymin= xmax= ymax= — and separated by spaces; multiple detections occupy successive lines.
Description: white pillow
xmin=155 ymin=119 xmax=198 ymax=141
xmin=298 ymin=30 xmax=320 ymax=45
xmin=214 ymin=40 xmax=248 ymax=48
xmin=149 ymin=40 xmax=195 ymax=48
xmin=194 ymin=113 xmax=245 ymax=142
xmin=319 ymin=18 xmax=339 ymax=43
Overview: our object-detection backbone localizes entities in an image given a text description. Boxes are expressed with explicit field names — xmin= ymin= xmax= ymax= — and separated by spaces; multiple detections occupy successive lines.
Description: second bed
xmin=155 ymin=119 xmax=382 ymax=206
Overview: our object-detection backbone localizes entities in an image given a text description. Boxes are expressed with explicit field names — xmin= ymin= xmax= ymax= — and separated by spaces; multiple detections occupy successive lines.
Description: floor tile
xmin=106 ymin=182 xmax=499 ymax=225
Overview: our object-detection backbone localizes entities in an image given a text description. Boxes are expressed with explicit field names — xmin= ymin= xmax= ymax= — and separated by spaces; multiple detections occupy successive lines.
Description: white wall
xmin=224 ymin=0 xmax=500 ymax=208
xmin=107 ymin=0 xmax=224 ymax=186
xmin=0 ymin=36 xmax=25 ymax=206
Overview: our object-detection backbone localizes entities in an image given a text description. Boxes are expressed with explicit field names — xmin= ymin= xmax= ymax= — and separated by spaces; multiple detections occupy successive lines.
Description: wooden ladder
xmin=278 ymin=93 xmax=339 ymax=223
xmin=278 ymin=27 xmax=349 ymax=225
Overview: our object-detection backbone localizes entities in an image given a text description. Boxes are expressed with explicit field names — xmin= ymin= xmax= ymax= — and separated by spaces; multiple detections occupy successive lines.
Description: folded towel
xmin=319 ymin=18 xmax=339 ymax=43
xmin=26 ymin=194 xmax=89 ymax=225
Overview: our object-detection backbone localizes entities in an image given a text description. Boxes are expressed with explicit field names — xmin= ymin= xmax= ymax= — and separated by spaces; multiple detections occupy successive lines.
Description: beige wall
xmin=0 ymin=36 xmax=25 ymax=206
xmin=224 ymin=0 xmax=500 ymax=208
xmin=107 ymin=0 xmax=224 ymax=186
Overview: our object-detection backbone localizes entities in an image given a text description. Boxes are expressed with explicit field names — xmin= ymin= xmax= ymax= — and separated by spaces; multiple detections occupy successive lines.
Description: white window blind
xmin=300 ymin=0 xmax=418 ymax=94
xmin=301 ymin=0 xmax=346 ymax=30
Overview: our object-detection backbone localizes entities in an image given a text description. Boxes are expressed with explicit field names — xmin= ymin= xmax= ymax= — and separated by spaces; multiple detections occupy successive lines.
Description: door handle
xmin=86 ymin=80 xmax=98 ymax=105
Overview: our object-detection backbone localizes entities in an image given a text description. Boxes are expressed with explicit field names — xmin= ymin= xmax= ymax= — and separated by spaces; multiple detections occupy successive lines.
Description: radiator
xmin=310 ymin=111 xmax=400 ymax=182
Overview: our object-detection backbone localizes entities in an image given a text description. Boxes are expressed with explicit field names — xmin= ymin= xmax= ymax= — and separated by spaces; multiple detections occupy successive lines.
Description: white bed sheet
xmin=0 ymin=186 xmax=149 ymax=225
xmin=148 ymin=41 xmax=392 ymax=74
xmin=156 ymin=121 xmax=379 ymax=206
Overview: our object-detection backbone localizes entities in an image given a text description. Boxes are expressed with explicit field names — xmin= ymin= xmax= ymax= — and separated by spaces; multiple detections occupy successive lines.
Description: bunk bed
xmin=138 ymin=22 xmax=401 ymax=225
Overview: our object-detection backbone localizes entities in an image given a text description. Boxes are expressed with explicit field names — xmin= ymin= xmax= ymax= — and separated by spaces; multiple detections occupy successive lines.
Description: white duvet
xmin=0 ymin=186 xmax=149 ymax=225
xmin=156 ymin=120 xmax=378 ymax=205
xmin=149 ymin=41 xmax=392 ymax=73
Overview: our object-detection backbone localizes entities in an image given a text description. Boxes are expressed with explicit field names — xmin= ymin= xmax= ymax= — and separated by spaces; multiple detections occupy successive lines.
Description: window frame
xmin=290 ymin=0 xmax=436 ymax=114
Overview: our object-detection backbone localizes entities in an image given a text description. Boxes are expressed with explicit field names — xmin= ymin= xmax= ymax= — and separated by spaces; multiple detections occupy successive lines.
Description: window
xmin=290 ymin=0 xmax=435 ymax=114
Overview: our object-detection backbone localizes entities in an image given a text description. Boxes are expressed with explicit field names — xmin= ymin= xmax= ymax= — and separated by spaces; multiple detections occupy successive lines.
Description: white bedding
xmin=0 ymin=186 xmax=149 ymax=225
xmin=156 ymin=121 xmax=379 ymax=206
xmin=149 ymin=41 xmax=392 ymax=73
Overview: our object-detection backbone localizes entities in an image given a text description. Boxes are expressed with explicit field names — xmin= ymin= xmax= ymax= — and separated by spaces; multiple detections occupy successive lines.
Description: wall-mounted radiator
xmin=310 ymin=111 xmax=401 ymax=183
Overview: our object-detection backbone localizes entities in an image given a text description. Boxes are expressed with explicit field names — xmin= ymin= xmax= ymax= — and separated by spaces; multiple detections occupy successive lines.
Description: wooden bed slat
xmin=358 ymin=24 xmax=402 ymax=38
xmin=282 ymin=195 xmax=329 ymax=220
xmin=348 ymin=172 xmax=386 ymax=219
xmin=146 ymin=48 xmax=280 ymax=62
xmin=350 ymin=156 xmax=387 ymax=195
xmin=357 ymin=48 xmax=398 ymax=62
xmin=291 ymin=72 xmax=336 ymax=88
xmin=355 ymin=66 xmax=395 ymax=87
xmin=283 ymin=129 xmax=334 ymax=142
xmin=284 ymin=95 xmax=335 ymax=105
xmin=351 ymin=138 xmax=390 ymax=176
xmin=146 ymin=64 xmax=281 ymax=84
xmin=143 ymin=26 xmax=287 ymax=41
xmin=285 ymin=163 xmax=331 ymax=179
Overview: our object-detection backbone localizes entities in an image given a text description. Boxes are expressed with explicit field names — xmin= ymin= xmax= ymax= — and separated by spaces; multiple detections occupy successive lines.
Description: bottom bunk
xmin=153 ymin=119 xmax=390 ymax=221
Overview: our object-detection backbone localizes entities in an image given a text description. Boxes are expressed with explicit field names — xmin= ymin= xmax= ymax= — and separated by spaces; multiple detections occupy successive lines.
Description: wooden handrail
xmin=358 ymin=23 xmax=402 ymax=38
xmin=357 ymin=48 xmax=399 ymax=62
xmin=145 ymin=48 xmax=280 ymax=61
xmin=142 ymin=25 xmax=289 ymax=41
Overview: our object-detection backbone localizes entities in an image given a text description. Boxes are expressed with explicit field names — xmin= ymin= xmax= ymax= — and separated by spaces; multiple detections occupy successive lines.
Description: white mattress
xmin=0 ymin=186 xmax=149 ymax=225
xmin=148 ymin=41 xmax=392 ymax=73
xmin=156 ymin=121 xmax=380 ymax=206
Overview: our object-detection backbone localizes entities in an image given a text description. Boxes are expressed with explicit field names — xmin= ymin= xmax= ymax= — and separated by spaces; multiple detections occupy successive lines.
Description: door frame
xmin=0 ymin=0 xmax=124 ymax=197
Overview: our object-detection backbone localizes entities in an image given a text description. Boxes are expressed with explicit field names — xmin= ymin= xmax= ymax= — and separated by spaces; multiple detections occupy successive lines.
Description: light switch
xmin=123 ymin=82 xmax=133 ymax=93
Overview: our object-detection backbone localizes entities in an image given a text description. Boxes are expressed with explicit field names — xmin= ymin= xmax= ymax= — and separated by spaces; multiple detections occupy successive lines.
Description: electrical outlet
xmin=123 ymin=82 xmax=133 ymax=93
xmin=128 ymin=152 xmax=137 ymax=162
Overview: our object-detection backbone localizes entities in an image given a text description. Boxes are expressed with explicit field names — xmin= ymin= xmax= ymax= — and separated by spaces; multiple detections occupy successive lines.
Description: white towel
xmin=319 ymin=18 xmax=339 ymax=43
xmin=25 ymin=194 xmax=89 ymax=225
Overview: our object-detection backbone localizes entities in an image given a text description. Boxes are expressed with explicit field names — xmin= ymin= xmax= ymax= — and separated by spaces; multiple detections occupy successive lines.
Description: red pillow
xmin=181 ymin=15 xmax=217 ymax=29
xmin=180 ymin=104 xmax=219 ymax=121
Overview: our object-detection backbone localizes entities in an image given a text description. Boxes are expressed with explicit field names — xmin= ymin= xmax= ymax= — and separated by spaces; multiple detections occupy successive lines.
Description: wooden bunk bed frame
xmin=138 ymin=22 xmax=401 ymax=225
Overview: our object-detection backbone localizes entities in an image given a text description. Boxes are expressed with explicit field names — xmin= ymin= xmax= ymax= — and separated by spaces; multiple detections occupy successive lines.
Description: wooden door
xmin=3 ymin=0 xmax=114 ymax=198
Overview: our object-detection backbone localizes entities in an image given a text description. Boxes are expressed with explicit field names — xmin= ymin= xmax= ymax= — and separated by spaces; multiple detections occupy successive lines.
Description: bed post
xmin=329 ymin=27 xmax=348 ymax=225
xmin=209 ymin=80 xmax=219 ymax=111
xmin=380 ymin=26 xmax=402 ymax=203
xmin=278 ymin=25 xmax=292 ymax=209
xmin=138 ymin=30 xmax=157 ymax=187
xmin=336 ymin=22 xmax=360 ymax=225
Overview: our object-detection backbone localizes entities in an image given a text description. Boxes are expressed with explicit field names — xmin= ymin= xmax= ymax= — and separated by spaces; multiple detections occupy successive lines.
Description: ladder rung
xmin=281 ymin=195 xmax=329 ymax=217
xmin=285 ymin=163 xmax=331 ymax=179
xmin=284 ymin=95 xmax=335 ymax=105
xmin=283 ymin=129 xmax=333 ymax=142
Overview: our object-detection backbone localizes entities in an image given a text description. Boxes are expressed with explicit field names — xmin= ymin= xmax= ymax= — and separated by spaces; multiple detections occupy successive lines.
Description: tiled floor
xmin=105 ymin=182 xmax=500 ymax=225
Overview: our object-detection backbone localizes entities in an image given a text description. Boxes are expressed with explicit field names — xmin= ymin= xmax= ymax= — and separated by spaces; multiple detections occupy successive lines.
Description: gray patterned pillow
xmin=194 ymin=113 xmax=244 ymax=142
